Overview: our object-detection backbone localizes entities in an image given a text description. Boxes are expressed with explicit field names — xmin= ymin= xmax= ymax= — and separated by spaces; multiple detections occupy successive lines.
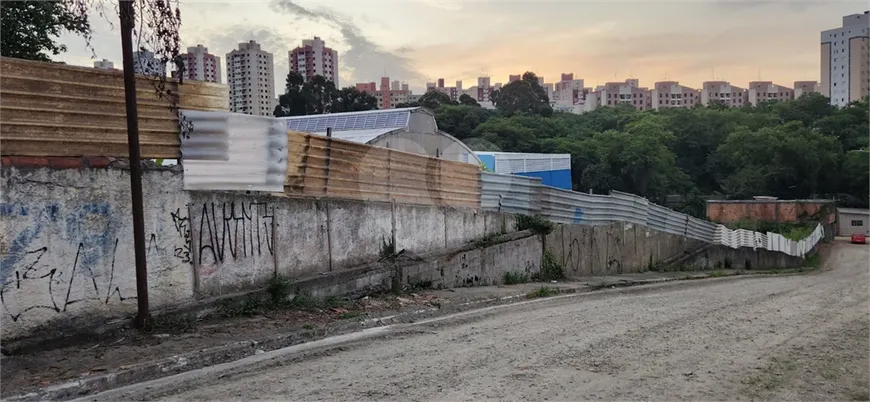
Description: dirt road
xmin=87 ymin=242 xmax=870 ymax=401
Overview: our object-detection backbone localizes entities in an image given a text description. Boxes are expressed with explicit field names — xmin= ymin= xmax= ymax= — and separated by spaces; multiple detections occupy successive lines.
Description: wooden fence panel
xmin=0 ymin=57 xmax=228 ymax=158
xmin=285 ymin=132 xmax=481 ymax=209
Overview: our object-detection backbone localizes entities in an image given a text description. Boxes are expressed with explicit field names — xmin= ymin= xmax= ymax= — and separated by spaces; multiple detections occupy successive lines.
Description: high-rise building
xmin=178 ymin=45 xmax=221 ymax=83
xmin=226 ymin=40 xmax=275 ymax=116
xmin=132 ymin=50 xmax=165 ymax=76
xmin=794 ymin=81 xmax=821 ymax=98
xmin=93 ymin=59 xmax=116 ymax=70
xmin=701 ymin=81 xmax=748 ymax=107
xmin=289 ymin=36 xmax=339 ymax=86
xmin=821 ymin=11 xmax=869 ymax=107
xmin=747 ymin=81 xmax=794 ymax=105
xmin=651 ymin=81 xmax=701 ymax=110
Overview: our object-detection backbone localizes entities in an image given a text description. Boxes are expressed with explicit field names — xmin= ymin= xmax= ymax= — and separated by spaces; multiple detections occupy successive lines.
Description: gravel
xmin=87 ymin=241 xmax=870 ymax=401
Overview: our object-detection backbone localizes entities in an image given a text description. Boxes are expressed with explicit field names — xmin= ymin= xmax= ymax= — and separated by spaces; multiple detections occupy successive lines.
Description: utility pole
xmin=119 ymin=0 xmax=150 ymax=328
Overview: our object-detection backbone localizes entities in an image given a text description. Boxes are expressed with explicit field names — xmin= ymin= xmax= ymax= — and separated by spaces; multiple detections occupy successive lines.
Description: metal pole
xmin=119 ymin=0 xmax=150 ymax=328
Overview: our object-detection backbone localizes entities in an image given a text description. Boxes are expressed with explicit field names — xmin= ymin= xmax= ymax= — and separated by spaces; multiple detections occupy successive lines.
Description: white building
xmin=226 ymin=40 xmax=275 ymax=117
xmin=132 ymin=50 xmax=165 ymax=76
xmin=701 ymin=81 xmax=748 ymax=107
xmin=821 ymin=11 xmax=870 ymax=107
xmin=179 ymin=45 xmax=221 ymax=83
xmin=652 ymin=81 xmax=701 ymax=110
xmin=93 ymin=59 xmax=115 ymax=70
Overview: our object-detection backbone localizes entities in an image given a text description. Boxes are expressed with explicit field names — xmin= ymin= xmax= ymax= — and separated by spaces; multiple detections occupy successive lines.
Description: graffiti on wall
xmin=197 ymin=202 xmax=274 ymax=265
xmin=170 ymin=208 xmax=192 ymax=264
xmin=0 ymin=202 xmax=180 ymax=323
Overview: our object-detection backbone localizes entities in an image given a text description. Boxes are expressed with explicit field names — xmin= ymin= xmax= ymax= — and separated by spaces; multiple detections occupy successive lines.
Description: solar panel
xmin=280 ymin=109 xmax=414 ymax=133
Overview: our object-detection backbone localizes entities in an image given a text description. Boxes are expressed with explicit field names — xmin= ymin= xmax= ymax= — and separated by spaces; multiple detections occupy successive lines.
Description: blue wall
xmin=515 ymin=169 xmax=572 ymax=190
xmin=478 ymin=154 xmax=496 ymax=171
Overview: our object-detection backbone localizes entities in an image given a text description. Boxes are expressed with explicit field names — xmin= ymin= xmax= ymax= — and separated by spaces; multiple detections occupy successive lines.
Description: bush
xmin=515 ymin=214 xmax=555 ymax=235
xmin=534 ymin=251 xmax=565 ymax=281
xmin=503 ymin=271 xmax=529 ymax=285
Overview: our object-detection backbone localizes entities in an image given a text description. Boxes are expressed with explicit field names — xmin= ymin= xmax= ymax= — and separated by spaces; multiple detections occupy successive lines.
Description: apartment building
xmin=821 ymin=11 xmax=870 ymax=107
xmin=650 ymin=81 xmax=701 ymax=110
xmin=177 ymin=45 xmax=221 ymax=83
xmin=132 ymin=50 xmax=165 ymax=76
xmin=793 ymin=81 xmax=820 ymax=98
xmin=93 ymin=59 xmax=116 ymax=70
xmin=700 ymin=81 xmax=748 ymax=107
xmin=747 ymin=81 xmax=794 ymax=105
xmin=355 ymin=77 xmax=411 ymax=109
xmin=589 ymin=79 xmax=651 ymax=111
xmin=289 ymin=36 xmax=339 ymax=86
xmin=426 ymin=78 xmax=460 ymax=101
xmin=226 ymin=40 xmax=275 ymax=116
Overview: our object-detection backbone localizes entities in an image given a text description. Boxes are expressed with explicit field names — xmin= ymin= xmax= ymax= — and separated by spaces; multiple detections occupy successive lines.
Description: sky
xmin=57 ymin=0 xmax=867 ymax=96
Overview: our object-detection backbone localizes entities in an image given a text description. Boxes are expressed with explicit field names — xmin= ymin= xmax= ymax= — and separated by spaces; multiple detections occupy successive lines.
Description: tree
xmin=274 ymin=73 xmax=378 ymax=116
xmin=491 ymin=71 xmax=553 ymax=117
xmin=334 ymin=87 xmax=378 ymax=113
xmin=458 ymin=93 xmax=480 ymax=107
xmin=0 ymin=1 xmax=90 ymax=61
xmin=435 ymin=105 xmax=497 ymax=140
xmin=417 ymin=89 xmax=456 ymax=110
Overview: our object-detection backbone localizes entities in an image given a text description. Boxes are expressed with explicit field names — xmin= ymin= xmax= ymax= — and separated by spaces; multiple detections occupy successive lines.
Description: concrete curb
xmin=4 ymin=270 xmax=795 ymax=401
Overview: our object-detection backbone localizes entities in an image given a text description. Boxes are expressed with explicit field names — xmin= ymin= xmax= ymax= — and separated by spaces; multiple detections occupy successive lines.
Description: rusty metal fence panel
xmin=285 ymin=132 xmax=481 ymax=208
xmin=0 ymin=57 xmax=228 ymax=158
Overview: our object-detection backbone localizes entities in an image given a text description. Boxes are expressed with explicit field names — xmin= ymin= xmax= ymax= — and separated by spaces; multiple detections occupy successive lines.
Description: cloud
xmin=269 ymin=0 xmax=424 ymax=86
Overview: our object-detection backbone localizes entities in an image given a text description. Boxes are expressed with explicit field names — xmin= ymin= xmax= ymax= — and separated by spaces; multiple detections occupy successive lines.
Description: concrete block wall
xmin=546 ymin=222 xmax=705 ymax=277
xmin=0 ymin=166 xmax=516 ymax=342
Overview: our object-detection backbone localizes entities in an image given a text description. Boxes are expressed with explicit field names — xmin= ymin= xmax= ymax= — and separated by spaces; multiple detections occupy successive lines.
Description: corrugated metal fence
xmin=481 ymin=172 xmax=823 ymax=257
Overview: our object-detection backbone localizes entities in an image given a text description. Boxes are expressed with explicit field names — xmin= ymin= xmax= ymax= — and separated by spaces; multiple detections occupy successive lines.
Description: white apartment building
xmin=590 ymin=79 xmax=651 ymax=111
xmin=179 ymin=45 xmax=221 ymax=83
xmin=132 ymin=50 xmax=165 ymax=76
xmin=747 ymin=81 xmax=794 ymax=106
xmin=651 ymin=81 xmax=701 ymax=110
xmin=290 ymin=36 xmax=339 ymax=86
xmin=701 ymin=81 xmax=748 ymax=107
xmin=93 ymin=59 xmax=115 ymax=70
xmin=821 ymin=11 xmax=870 ymax=107
xmin=226 ymin=40 xmax=275 ymax=116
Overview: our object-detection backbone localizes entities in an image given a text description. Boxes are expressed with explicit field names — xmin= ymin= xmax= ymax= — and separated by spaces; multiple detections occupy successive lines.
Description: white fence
xmin=480 ymin=172 xmax=823 ymax=258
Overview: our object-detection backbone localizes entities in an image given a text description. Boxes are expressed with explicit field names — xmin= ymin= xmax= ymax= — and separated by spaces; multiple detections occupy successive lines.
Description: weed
xmin=474 ymin=232 xmax=506 ymax=248
xmin=804 ymin=252 xmax=821 ymax=268
xmin=818 ymin=361 xmax=840 ymax=380
xmin=380 ymin=235 xmax=397 ymax=260
xmin=338 ymin=311 xmax=360 ymax=320
xmin=218 ymin=296 xmax=264 ymax=317
xmin=724 ymin=258 xmax=733 ymax=269
xmin=503 ymin=271 xmax=529 ymax=285
xmin=145 ymin=314 xmax=197 ymax=333
xmin=267 ymin=276 xmax=292 ymax=306
xmin=714 ymin=261 xmax=723 ymax=270
xmin=302 ymin=323 xmax=314 ymax=330
xmin=289 ymin=291 xmax=320 ymax=310
xmin=534 ymin=251 xmax=565 ymax=281
xmin=408 ymin=280 xmax=434 ymax=291
xmin=527 ymin=286 xmax=558 ymax=299
xmin=515 ymin=214 xmax=555 ymax=235
xmin=730 ymin=220 xmax=818 ymax=241
xmin=325 ymin=296 xmax=349 ymax=309
xmin=850 ymin=390 xmax=870 ymax=401
xmin=709 ymin=271 xmax=728 ymax=278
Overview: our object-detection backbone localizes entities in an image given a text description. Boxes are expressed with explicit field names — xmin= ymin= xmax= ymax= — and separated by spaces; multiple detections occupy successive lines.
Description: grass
xmin=380 ymin=235 xmax=397 ymax=260
xmin=729 ymin=219 xmax=818 ymax=241
xmin=805 ymin=252 xmax=822 ymax=268
xmin=338 ymin=311 xmax=360 ymax=320
xmin=474 ymin=232 xmax=506 ymax=248
xmin=743 ymin=357 xmax=798 ymax=394
xmin=708 ymin=271 xmax=729 ymax=278
xmin=850 ymin=391 xmax=870 ymax=401
xmin=503 ymin=271 xmax=529 ymax=285
xmin=515 ymin=214 xmax=555 ymax=235
xmin=526 ymin=286 xmax=558 ymax=299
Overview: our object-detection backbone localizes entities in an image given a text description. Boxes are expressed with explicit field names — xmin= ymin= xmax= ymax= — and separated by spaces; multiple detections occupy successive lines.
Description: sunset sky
xmin=57 ymin=0 xmax=867 ymax=95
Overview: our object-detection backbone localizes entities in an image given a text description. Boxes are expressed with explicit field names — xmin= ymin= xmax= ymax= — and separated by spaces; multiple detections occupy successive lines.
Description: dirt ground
xmin=95 ymin=241 xmax=868 ymax=401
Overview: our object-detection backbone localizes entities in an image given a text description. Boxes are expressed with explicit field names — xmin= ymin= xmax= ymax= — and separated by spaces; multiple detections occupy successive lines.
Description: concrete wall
xmin=677 ymin=245 xmax=806 ymax=270
xmin=1 ymin=166 xmax=517 ymax=342
xmin=545 ymin=222 xmax=705 ymax=278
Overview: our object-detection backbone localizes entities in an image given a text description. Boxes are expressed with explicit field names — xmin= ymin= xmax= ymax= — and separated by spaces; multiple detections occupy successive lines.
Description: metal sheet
xmin=180 ymin=110 xmax=288 ymax=192
xmin=480 ymin=172 xmax=541 ymax=215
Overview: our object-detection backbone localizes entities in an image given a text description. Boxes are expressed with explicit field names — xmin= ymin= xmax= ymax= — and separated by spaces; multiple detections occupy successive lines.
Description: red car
xmin=851 ymin=233 xmax=867 ymax=244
